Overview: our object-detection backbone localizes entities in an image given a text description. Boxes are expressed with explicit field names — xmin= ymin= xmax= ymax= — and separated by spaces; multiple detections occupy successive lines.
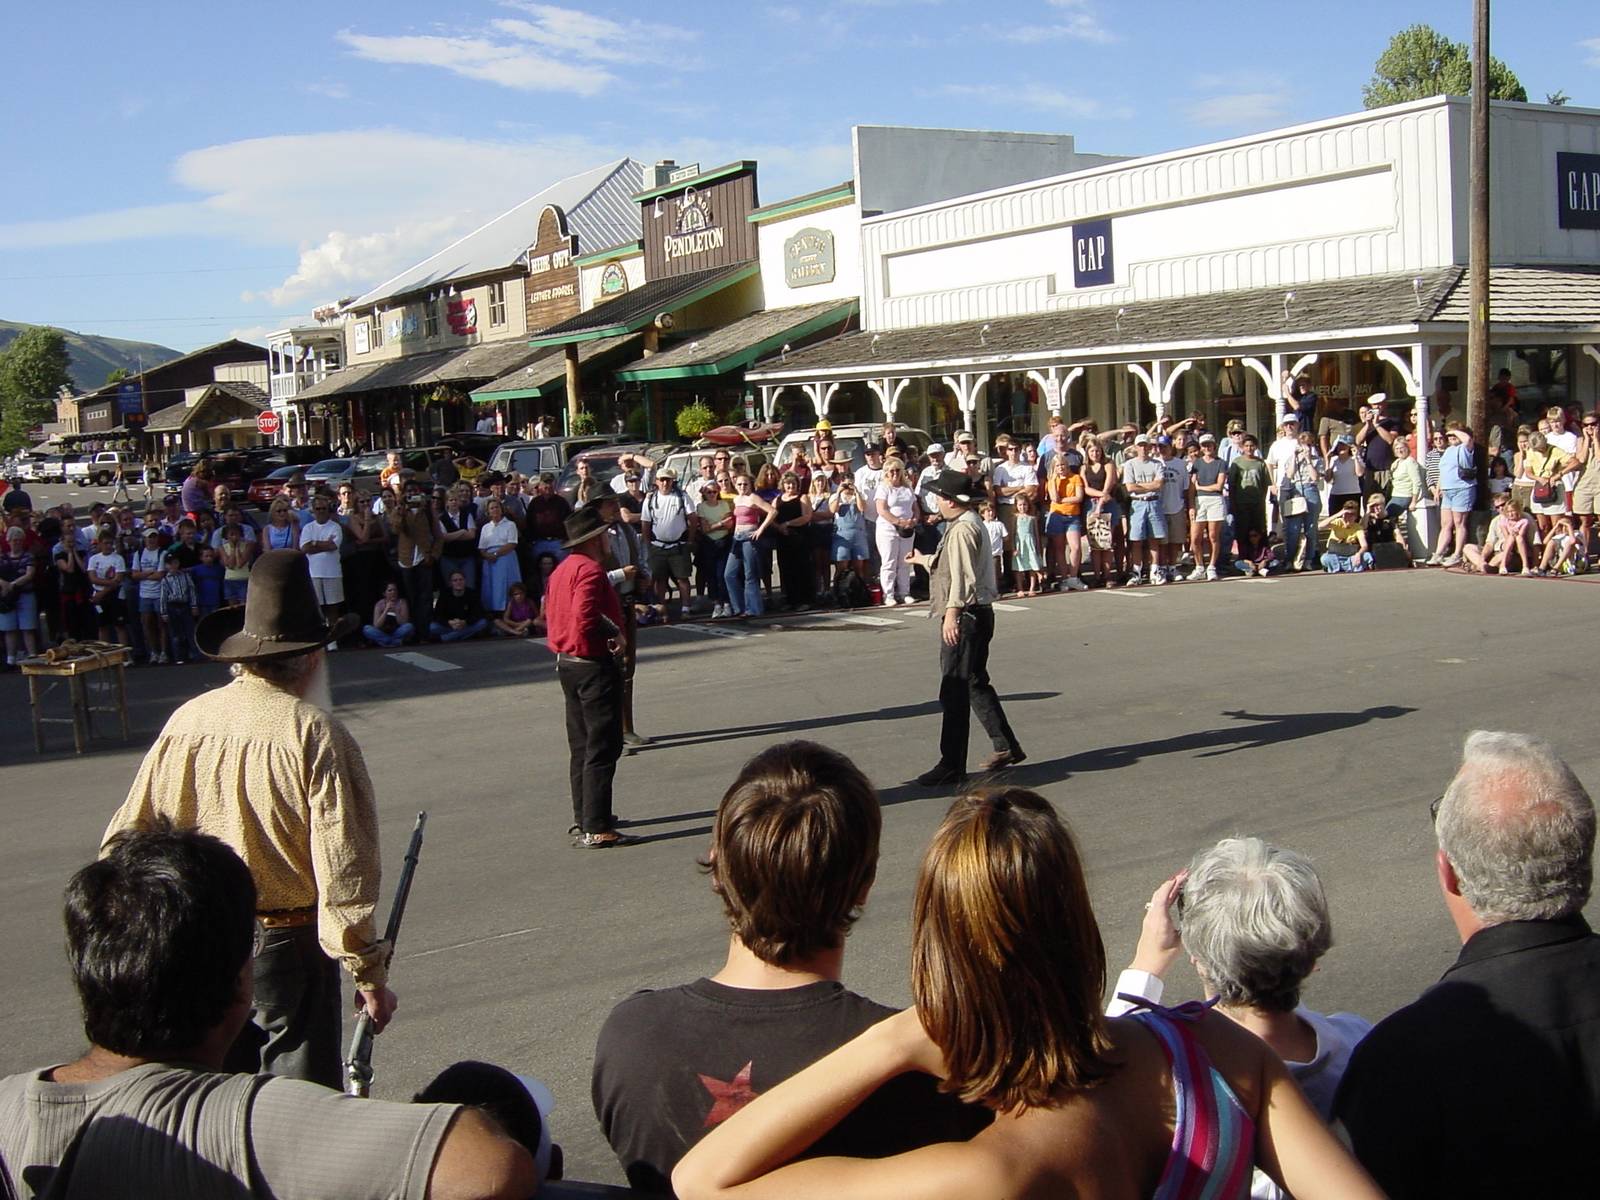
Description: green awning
xmin=613 ymin=300 xmax=858 ymax=383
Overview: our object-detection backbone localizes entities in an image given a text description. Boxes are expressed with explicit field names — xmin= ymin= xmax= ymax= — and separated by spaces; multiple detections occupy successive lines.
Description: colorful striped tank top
xmin=1120 ymin=996 xmax=1255 ymax=1200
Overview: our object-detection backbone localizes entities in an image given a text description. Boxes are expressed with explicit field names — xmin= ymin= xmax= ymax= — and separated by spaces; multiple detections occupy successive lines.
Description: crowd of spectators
xmin=3 ymin=730 xmax=1594 ymax=1198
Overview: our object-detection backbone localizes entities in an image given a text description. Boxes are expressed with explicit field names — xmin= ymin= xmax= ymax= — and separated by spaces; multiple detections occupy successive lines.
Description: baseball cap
xmin=926 ymin=442 xmax=945 ymax=454
xmin=655 ymin=467 xmax=677 ymax=481
xmin=1133 ymin=433 xmax=1152 ymax=446
xmin=956 ymin=430 xmax=976 ymax=443
xmin=1280 ymin=412 xmax=1300 ymax=424
xmin=1226 ymin=419 xmax=1246 ymax=434
xmin=143 ymin=527 xmax=161 ymax=538
xmin=865 ymin=441 xmax=886 ymax=455
xmin=1156 ymin=435 xmax=1173 ymax=446
xmin=1199 ymin=433 xmax=1217 ymax=443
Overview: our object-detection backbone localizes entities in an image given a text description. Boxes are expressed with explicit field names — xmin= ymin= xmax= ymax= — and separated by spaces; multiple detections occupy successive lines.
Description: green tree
xmin=1546 ymin=90 xmax=1570 ymax=106
xmin=1363 ymin=24 xmax=1527 ymax=109
xmin=104 ymin=366 xmax=130 ymax=385
xmin=0 ymin=326 xmax=72 ymax=455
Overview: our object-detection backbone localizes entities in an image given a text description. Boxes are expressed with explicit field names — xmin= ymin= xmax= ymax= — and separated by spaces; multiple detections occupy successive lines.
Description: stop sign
xmin=257 ymin=411 xmax=282 ymax=436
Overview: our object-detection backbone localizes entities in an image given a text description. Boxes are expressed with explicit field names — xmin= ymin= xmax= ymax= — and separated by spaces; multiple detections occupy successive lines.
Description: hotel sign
xmin=1557 ymin=152 xmax=1600 ymax=231
xmin=1072 ymin=218 xmax=1114 ymax=288
xmin=784 ymin=227 xmax=836 ymax=288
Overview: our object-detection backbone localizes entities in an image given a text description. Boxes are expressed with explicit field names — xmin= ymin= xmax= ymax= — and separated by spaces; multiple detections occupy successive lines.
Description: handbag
xmin=1532 ymin=480 xmax=1557 ymax=505
xmin=1086 ymin=510 xmax=1113 ymax=550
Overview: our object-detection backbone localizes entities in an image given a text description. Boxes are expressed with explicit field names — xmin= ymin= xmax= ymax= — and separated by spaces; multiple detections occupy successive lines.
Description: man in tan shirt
xmin=104 ymin=549 xmax=392 ymax=1088
xmin=906 ymin=469 xmax=1023 ymax=787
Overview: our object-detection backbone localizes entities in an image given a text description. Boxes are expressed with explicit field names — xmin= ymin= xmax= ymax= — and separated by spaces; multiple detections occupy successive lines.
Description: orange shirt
xmin=1047 ymin=474 xmax=1085 ymax=517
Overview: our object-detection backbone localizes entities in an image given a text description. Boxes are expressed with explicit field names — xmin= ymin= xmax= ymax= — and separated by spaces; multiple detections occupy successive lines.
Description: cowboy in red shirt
xmin=545 ymin=507 xmax=632 ymax=848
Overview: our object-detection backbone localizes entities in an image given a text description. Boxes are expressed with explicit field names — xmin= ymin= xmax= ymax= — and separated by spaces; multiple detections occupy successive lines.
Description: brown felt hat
xmin=561 ymin=506 xmax=610 ymax=549
xmin=195 ymin=549 xmax=359 ymax=661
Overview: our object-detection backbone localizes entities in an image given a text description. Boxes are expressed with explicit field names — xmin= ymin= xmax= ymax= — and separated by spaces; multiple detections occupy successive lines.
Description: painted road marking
xmin=992 ymin=602 xmax=1029 ymax=612
xmin=829 ymin=613 xmax=902 ymax=627
xmin=675 ymin=623 xmax=759 ymax=639
xmin=388 ymin=652 xmax=461 ymax=672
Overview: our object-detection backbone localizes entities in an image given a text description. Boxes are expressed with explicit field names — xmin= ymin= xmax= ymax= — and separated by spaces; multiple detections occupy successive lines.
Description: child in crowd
xmin=1536 ymin=516 xmax=1584 ymax=576
xmin=495 ymin=581 xmax=537 ymax=638
xmin=169 ymin=519 xmax=202 ymax=569
xmin=157 ymin=548 xmax=198 ymax=664
xmin=191 ymin=545 xmax=224 ymax=620
xmin=1233 ymin=527 xmax=1281 ymax=577
xmin=220 ymin=522 xmax=251 ymax=606
xmin=980 ymin=500 xmax=1006 ymax=592
xmin=86 ymin=532 xmax=128 ymax=645
xmin=1011 ymin=491 xmax=1043 ymax=596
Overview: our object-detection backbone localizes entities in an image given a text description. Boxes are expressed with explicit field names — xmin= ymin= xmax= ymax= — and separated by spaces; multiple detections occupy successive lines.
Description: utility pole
xmin=1466 ymin=0 xmax=1491 ymax=443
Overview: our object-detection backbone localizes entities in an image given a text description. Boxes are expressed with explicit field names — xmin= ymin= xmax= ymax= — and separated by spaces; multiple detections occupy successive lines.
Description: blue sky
xmin=1 ymin=0 xmax=1595 ymax=357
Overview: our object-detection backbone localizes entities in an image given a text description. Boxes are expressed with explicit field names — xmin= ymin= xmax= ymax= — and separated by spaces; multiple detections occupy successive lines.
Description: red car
xmin=247 ymin=465 xmax=302 ymax=507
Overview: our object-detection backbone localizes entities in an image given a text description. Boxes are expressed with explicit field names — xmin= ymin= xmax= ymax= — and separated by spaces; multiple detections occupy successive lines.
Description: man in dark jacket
xmin=1334 ymin=730 xmax=1600 ymax=1198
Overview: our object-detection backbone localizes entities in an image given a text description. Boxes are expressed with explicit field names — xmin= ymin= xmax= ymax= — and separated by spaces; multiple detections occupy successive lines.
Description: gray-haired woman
xmin=1110 ymin=838 xmax=1371 ymax=1199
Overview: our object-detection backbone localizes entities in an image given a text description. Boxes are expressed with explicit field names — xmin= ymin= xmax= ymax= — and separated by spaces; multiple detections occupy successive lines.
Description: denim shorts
xmin=0 ymin=589 xmax=38 ymax=632
xmin=138 ymin=596 xmax=163 ymax=615
xmin=832 ymin=527 xmax=870 ymax=562
xmin=1441 ymin=487 xmax=1475 ymax=514
xmin=1128 ymin=500 xmax=1167 ymax=542
xmin=1044 ymin=512 xmax=1083 ymax=537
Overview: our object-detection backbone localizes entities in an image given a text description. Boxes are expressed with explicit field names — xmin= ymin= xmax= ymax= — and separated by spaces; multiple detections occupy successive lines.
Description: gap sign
xmin=1072 ymin=219 xmax=1114 ymax=288
xmin=1557 ymin=152 xmax=1600 ymax=231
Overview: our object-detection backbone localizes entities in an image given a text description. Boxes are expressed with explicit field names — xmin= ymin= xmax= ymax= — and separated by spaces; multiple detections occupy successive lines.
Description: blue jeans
xmin=429 ymin=618 xmax=487 ymax=642
xmin=363 ymin=622 xmax=414 ymax=647
xmin=164 ymin=608 xmax=196 ymax=663
xmin=724 ymin=534 xmax=763 ymax=616
xmin=700 ymin=537 xmax=730 ymax=603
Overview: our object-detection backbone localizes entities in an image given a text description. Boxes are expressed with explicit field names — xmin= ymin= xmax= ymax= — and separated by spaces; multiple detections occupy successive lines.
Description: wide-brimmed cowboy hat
xmin=561 ymin=506 xmax=610 ymax=549
xmin=922 ymin=468 xmax=981 ymax=507
xmin=195 ymin=549 xmax=359 ymax=662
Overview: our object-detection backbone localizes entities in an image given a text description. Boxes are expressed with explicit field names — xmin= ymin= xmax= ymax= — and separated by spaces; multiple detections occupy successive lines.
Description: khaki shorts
xmin=1573 ymin=486 xmax=1600 ymax=516
xmin=1163 ymin=510 xmax=1189 ymax=545
xmin=311 ymin=576 xmax=345 ymax=605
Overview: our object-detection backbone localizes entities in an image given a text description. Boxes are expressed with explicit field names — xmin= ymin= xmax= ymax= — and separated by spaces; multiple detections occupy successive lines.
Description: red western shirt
xmin=545 ymin=552 xmax=623 ymax=659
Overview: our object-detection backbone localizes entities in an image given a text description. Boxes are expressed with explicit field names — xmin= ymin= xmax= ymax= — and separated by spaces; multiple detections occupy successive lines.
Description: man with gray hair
xmin=1333 ymin=730 xmax=1600 ymax=1198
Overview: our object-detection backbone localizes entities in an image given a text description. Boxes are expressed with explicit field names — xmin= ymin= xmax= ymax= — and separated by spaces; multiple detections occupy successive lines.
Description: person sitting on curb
xmin=429 ymin=570 xmax=488 ymax=642
xmin=0 ymin=826 xmax=540 ymax=1199
xmin=1318 ymin=500 xmax=1371 ymax=573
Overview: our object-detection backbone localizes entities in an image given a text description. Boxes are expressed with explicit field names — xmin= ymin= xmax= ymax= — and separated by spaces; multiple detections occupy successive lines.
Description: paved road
xmin=1 ymin=568 xmax=1596 ymax=1185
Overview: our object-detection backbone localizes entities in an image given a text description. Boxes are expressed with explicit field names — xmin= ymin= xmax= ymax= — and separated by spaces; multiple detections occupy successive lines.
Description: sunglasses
xmin=1429 ymin=795 xmax=1444 ymax=824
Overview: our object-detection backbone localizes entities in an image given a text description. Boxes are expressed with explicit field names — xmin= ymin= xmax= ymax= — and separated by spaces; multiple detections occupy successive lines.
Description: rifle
xmin=344 ymin=811 xmax=427 ymax=1097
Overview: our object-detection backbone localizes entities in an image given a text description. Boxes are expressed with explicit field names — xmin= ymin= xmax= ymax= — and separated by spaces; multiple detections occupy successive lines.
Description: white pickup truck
xmin=64 ymin=451 xmax=135 ymax=487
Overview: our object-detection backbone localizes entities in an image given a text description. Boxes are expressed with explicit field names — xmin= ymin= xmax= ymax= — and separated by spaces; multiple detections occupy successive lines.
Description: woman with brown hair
xmin=674 ymin=788 xmax=1379 ymax=1200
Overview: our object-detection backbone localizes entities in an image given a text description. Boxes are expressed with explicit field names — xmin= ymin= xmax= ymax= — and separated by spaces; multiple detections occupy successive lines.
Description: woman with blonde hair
xmin=674 ymin=788 xmax=1380 ymax=1200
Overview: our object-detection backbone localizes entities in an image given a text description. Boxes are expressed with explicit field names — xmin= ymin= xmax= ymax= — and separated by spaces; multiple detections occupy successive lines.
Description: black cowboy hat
xmin=195 ymin=549 xmax=360 ymax=662
xmin=561 ymin=506 xmax=610 ymax=550
xmin=922 ymin=468 xmax=981 ymax=507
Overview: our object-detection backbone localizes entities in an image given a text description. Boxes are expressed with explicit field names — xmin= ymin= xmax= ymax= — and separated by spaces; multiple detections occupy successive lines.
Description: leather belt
xmin=257 ymin=908 xmax=315 ymax=929
xmin=557 ymin=652 xmax=607 ymax=664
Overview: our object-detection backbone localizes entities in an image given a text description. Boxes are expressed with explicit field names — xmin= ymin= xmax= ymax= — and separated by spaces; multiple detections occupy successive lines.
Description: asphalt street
xmin=1 ymin=566 xmax=1597 ymax=1186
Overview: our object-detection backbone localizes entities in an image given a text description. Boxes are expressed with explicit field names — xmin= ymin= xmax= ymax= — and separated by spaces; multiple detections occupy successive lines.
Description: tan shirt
xmin=928 ymin=509 xmax=997 ymax=615
xmin=104 ymin=673 xmax=387 ymax=989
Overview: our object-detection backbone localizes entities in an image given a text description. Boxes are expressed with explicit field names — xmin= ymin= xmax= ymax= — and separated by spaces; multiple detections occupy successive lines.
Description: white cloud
xmin=336 ymin=32 xmax=612 ymax=95
xmin=1186 ymin=91 xmax=1288 ymax=129
xmin=998 ymin=0 xmax=1116 ymax=45
xmin=302 ymin=81 xmax=352 ymax=101
xmin=336 ymin=2 xmax=695 ymax=94
xmin=1583 ymin=37 xmax=1600 ymax=67
xmin=939 ymin=82 xmax=1123 ymax=119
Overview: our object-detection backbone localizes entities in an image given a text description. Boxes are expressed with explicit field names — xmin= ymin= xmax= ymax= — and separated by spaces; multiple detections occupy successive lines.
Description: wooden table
xmin=20 ymin=645 xmax=132 ymax=754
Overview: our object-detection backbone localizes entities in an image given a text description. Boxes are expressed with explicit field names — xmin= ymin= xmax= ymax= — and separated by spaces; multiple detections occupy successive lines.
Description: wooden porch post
xmin=564 ymin=344 xmax=582 ymax=426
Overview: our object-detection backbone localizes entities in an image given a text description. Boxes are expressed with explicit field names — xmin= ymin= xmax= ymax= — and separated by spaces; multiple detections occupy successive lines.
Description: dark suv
xmin=486 ymin=435 xmax=628 ymax=480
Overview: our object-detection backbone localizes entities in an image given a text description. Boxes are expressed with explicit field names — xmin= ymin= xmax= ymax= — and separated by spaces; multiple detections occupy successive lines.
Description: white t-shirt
xmin=87 ymin=552 xmax=125 ymax=590
xmin=1158 ymin=455 xmax=1190 ymax=514
xmin=854 ymin=463 xmax=885 ymax=518
xmin=300 ymin=519 xmax=343 ymax=579
xmin=1549 ymin=429 xmax=1580 ymax=488
xmin=990 ymin=460 xmax=1038 ymax=506
xmin=478 ymin=517 xmax=519 ymax=553
xmin=982 ymin=518 xmax=1006 ymax=557
xmin=1265 ymin=436 xmax=1300 ymax=487
xmin=1251 ymin=1008 xmax=1372 ymax=1200
xmin=134 ymin=547 xmax=165 ymax=599
xmin=642 ymin=489 xmax=692 ymax=543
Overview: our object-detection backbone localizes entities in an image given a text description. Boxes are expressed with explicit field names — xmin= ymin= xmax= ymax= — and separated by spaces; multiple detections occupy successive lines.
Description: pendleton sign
xmin=641 ymin=163 xmax=760 ymax=280
xmin=525 ymin=205 xmax=583 ymax=330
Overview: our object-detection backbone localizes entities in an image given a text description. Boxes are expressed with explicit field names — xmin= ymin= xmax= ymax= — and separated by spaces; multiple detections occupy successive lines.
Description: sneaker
xmin=573 ymin=831 xmax=635 ymax=849
xmin=325 ymin=641 xmax=339 ymax=651
xmin=1426 ymin=553 xmax=1445 ymax=566
xmin=1187 ymin=566 xmax=1207 ymax=582
xmin=1065 ymin=576 xmax=1088 ymax=591
xmin=1152 ymin=569 xmax=1168 ymax=585
xmin=1440 ymin=552 xmax=1462 ymax=568
xmin=1206 ymin=565 xmax=1219 ymax=581
xmin=1126 ymin=569 xmax=1143 ymax=586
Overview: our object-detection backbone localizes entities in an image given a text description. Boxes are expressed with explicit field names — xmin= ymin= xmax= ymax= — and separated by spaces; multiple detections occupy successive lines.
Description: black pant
xmin=222 ymin=923 xmax=343 ymax=1088
xmin=400 ymin=561 xmax=434 ymax=635
xmin=559 ymin=656 xmax=623 ymax=833
xmin=937 ymin=606 xmax=1019 ymax=771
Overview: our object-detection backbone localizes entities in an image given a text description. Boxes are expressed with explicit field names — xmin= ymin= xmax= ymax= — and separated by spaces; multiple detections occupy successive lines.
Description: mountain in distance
xmin=0 ymin=320 xmax=182 ymax=393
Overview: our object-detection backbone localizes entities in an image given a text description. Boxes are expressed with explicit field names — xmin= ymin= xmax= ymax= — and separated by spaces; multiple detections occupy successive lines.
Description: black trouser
xmin=400 ymin=561 xmax=434 ymax=635
xmin=558 ymin=655 xmax=623 ymax=833
xmin=222 ymin=922 xmax=343 ymax=1088
xmin=937 ymin=605 xmax=1019 ymax=771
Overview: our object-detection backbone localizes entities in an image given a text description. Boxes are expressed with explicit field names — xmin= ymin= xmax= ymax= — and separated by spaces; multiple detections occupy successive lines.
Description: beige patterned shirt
xmin=104 ymin=673 xmax=387 ymax=989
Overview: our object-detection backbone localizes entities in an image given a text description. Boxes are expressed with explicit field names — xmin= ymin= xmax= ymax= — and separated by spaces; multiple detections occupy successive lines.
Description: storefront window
xmin=1495 ymin=347 xmax=1569 ymax=413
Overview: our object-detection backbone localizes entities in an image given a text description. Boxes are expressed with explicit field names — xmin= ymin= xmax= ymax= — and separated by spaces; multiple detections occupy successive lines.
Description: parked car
xmin=15 ymin=456 xmax=45 ymax=483
xmin=346 ymin=446 xmax=452 ymax=496
xmin=164 ymin=451 xmax=203 ymax=487
xmin=655 ymin=443 xmax=775 ymax=490
xmin=246 ymin=465 xmax=303 ymax=507
xmin=774 ymin=424 xmax=931 ymax=473
xmin=436 ymin=431 xmax=513 ymax=460
xmin=556 ymin=442 xmax=681 ymax=505
xmin=38 ymin=454 xmax=82 ymax=484
xmin=63 ymin=450 xmax=137 ymax=486
xmin=486 ymin=435 xmax=628 ymax=480
xmin=304 ymin=458 xmax=356 ymax=489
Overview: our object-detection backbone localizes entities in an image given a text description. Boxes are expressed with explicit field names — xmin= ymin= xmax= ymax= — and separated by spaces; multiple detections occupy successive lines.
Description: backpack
xmin=833 ymin=571 xmax=870 ymax=610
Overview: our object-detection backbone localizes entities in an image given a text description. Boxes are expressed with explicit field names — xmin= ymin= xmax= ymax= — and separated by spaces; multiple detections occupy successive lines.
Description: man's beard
xmin=303 ymin=652 xmax=334 ymax=715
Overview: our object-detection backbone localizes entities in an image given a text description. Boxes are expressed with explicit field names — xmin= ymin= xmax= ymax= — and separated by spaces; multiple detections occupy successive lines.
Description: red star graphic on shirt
xmin=698 ymin=1061 xmax=759 ymax=1127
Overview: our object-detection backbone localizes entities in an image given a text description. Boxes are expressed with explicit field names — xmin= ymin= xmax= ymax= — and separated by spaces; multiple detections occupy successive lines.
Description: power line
xmin=0 ymin=264 xmax=298 ymax=282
